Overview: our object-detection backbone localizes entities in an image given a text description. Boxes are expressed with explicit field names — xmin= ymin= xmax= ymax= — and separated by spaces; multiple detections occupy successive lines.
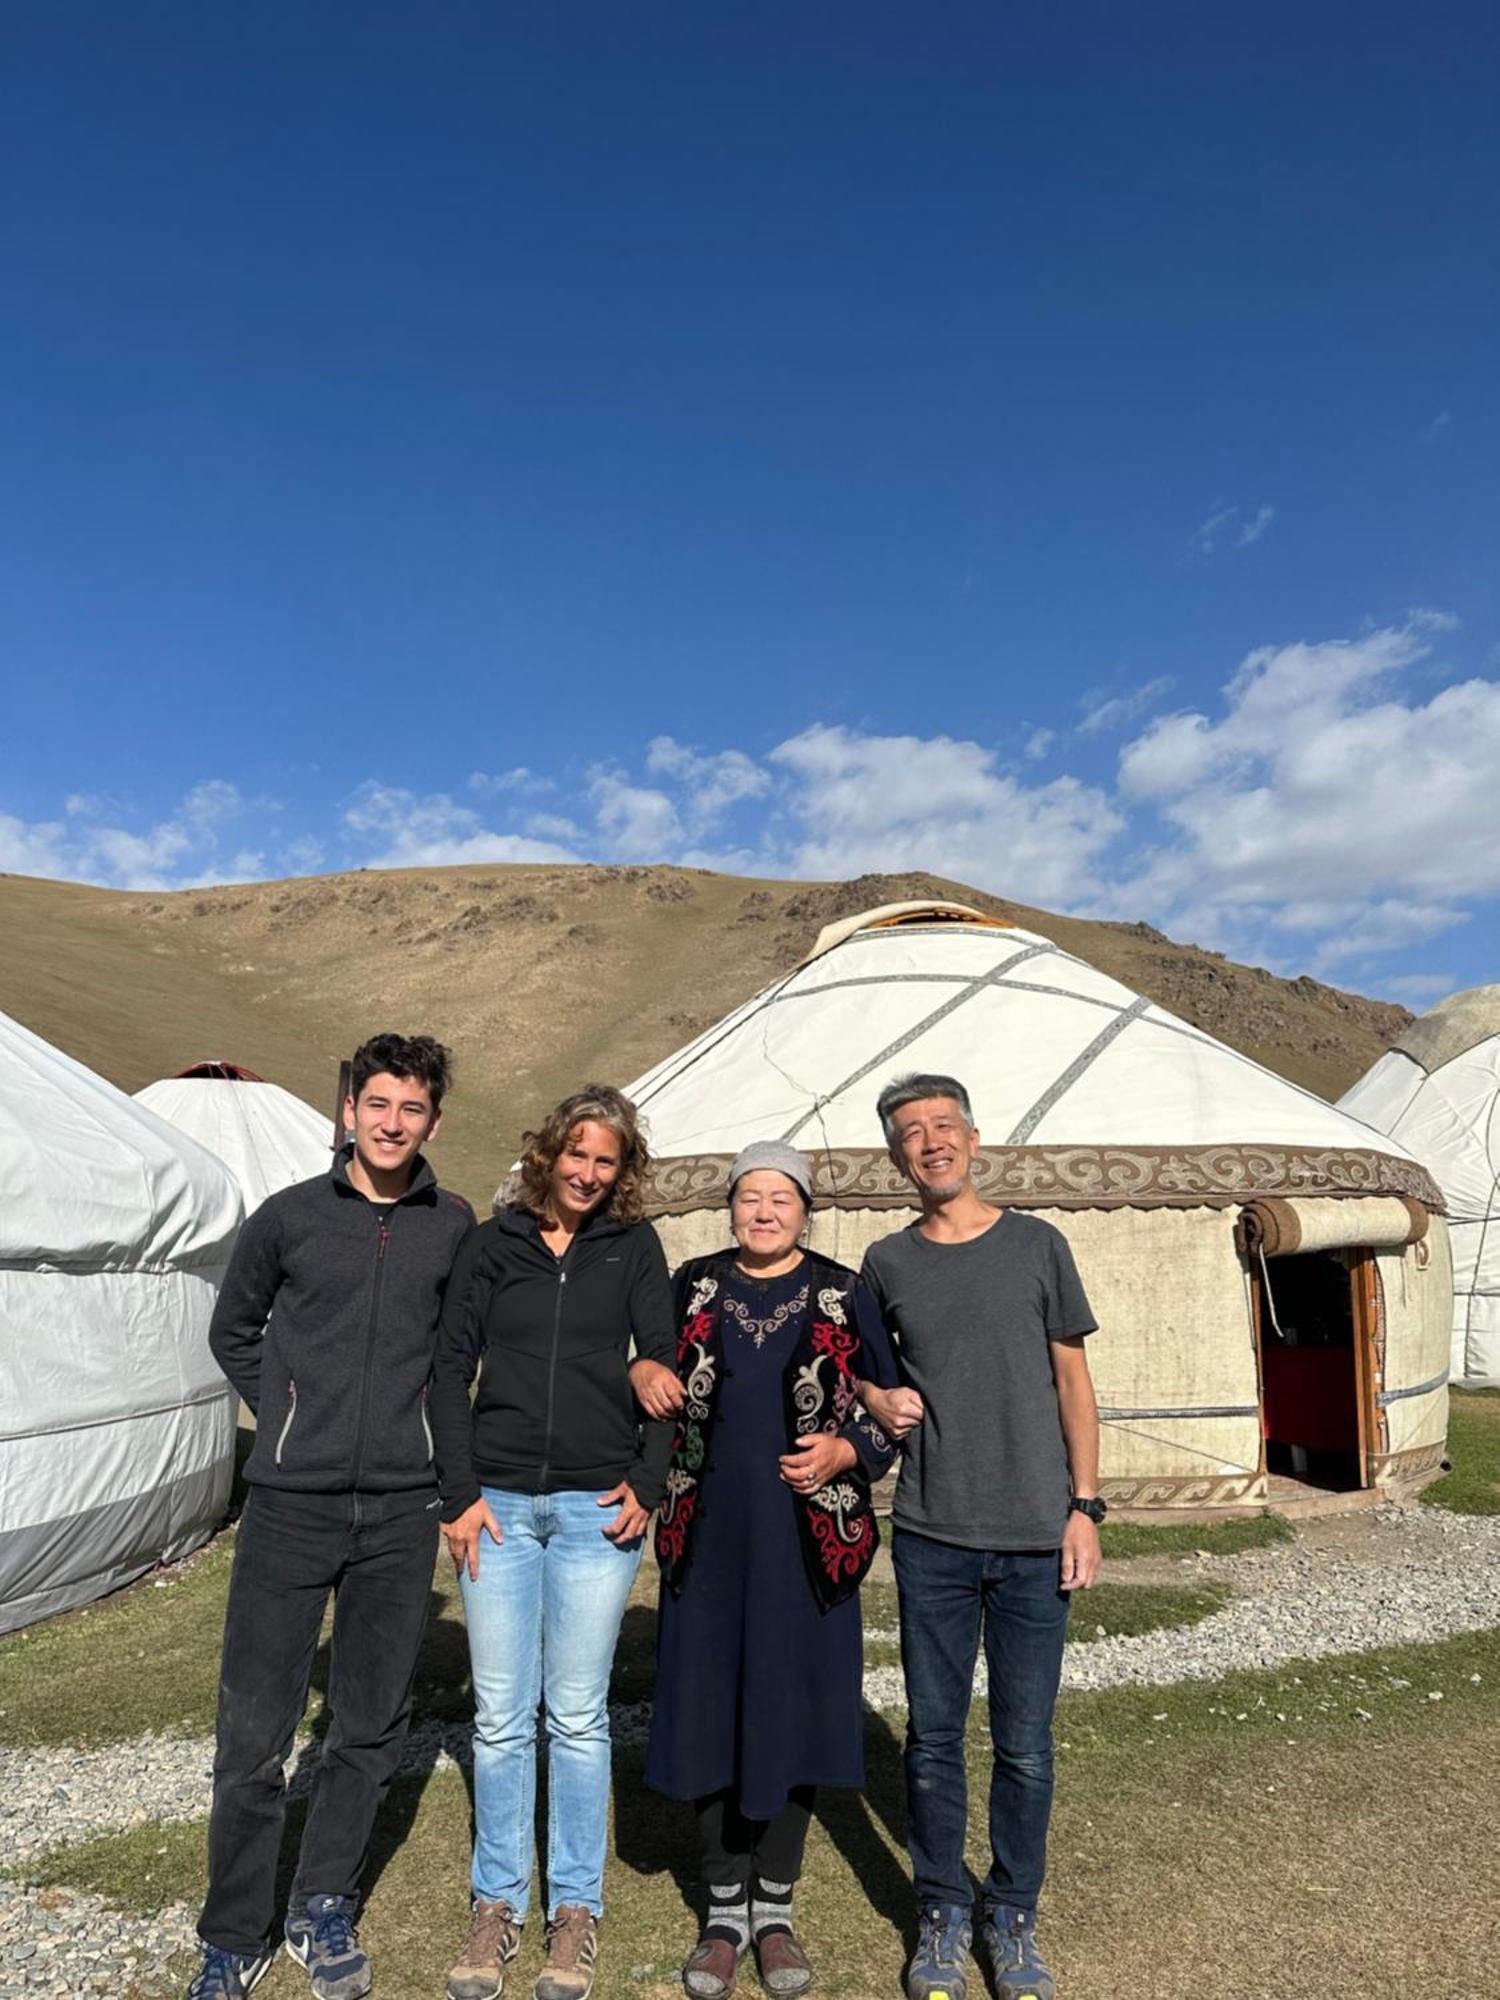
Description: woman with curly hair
xmin=645 ymin=1142 xmax=898 ymax=2000
xmin=429 ymin=1086 xmax=681 ymax=2000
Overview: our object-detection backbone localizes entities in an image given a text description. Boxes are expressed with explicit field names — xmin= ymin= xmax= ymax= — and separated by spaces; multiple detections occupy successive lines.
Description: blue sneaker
xmin=981 ymin=1905 xmax=1055 ymax=2000
xmin=905 ymin=1903 xmax=972 ymax=2000
xmin=186 ymin=1944 xmax=275 ymax=1998
xmin=284 ymin=1893 xmax=374 ymax=2000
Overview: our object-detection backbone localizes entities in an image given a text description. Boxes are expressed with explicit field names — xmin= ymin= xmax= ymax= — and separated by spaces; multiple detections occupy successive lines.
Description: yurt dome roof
xmin=0 ymin=1010 xmax=243 ymax=1266
xmin=134 ymin=1068 xmax=334 ymax=1213
xmin=627 ymin=903 xmax=1439 ymax=1215
xmin=1381 ymin=983 xmax=1500 ymax=1077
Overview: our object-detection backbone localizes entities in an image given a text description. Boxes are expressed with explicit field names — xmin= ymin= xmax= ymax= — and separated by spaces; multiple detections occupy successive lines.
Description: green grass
xmin=860 ymin=1578 xmax=1228 ymax=1666
xmin=0 ymin=1527 xmax=481 ymax=1750
xmin=1098 ymin=1511 xmax=1294 ymax=1558
xmin=28 ymin=1624 xmax=1500 ymax=2000
xmin=1421 ymin=1386 xmax=1500 ymax=1516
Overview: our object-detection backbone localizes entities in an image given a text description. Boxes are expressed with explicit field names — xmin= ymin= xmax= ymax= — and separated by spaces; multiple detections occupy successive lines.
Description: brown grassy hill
xmin=0 ymin=864 xmax=1409 ymax=1211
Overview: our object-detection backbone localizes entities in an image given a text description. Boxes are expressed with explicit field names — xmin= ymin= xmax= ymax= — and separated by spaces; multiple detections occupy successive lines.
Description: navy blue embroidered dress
xmin=645 ymin=1261 xmax=896 ymax=1819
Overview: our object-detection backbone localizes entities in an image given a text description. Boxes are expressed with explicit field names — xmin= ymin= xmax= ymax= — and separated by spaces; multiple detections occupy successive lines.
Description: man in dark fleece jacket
xmin=188 ymin=1034 xmax=475 ymax=2000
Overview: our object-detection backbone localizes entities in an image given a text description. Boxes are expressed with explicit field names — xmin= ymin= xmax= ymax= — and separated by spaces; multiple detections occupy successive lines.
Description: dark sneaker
xmin=981 ymin=1906 xmax=1055 ymax=2000
xmin=535 ymin=1904 xmax=599 ymax=2000
xmin=682 ymin=1932 xmax=747 ymax=2000
xmin=284 ymin=1894 xmax=372 ymax=2000
xmin=754 ymin=1927 xmax=813 ymax=1998
xmin=186 ymin=1944 xmax=276 ymax=1999
xmin=448 ymin=1898 xmax=523 ymax=2000
xmin=905 ymin=1903 xmax=972 ymax=2000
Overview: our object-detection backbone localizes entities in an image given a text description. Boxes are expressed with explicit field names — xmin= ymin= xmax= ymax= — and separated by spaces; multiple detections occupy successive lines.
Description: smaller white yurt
xmin=135 ymin=1061 xmax=334 ymax=1212
xmin=0 ymin=1014 xmax=244 ymax=1634
xmin=1339 ymin=987 xmax=1500 ymax=1387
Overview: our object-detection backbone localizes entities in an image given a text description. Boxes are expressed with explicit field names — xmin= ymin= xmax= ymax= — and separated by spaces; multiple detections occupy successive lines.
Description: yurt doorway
xmin=1251 ymin=1249 xmax=1378 ymax=1493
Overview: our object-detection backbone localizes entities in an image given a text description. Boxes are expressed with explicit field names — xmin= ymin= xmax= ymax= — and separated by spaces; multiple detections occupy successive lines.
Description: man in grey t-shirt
xmin=858 ymin=1073 xmax=1102 ymax=2000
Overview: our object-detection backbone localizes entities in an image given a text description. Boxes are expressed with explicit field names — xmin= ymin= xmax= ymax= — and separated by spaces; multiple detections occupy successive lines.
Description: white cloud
xmin=281 ymin=837 xmax=325 ymax=875
xmin=342 ymin=782 xmax=576 ymax=868
xmin=1190 ymin=502 xmax=1275 ymax=556
xmin=525 ymin=812 xmax=584 ymax=843
xmin=1421 ymin=411 xmax=1452 ymax=442
xmin=467 ymin=767 xmax=551 ymax=795
xmin=645 ymin=736 xmax=772 ymax=831
xmin=587 ymin=769 xmax=683 ymax=859
xmin=1077 ymin=676 xmax=1174 ymax=737
xmin=766 ymin=725 xmax=1123 ymax=908
xmin=1191 ymin=506 xmax=1237 ymax=556
xmin=1113 ymin=618 xmax=1500 ymax=968
xmin=1023 ymin=728 xmax=1055 ymax=761
xmin=0 ymin=782 xmax=269 ymax=891
xmin=1381 ymin=971 xmax=1457 ymax=1005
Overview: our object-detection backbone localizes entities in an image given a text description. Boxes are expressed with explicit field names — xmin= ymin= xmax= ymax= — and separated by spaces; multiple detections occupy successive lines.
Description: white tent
xmin=624 ymin=902 xmax=1453 ymax=1513
xmin=0 ymin=1013 xmax=244 ymax=1634
xmin=1339 ymin=986 xmax=1500 ymax=1387
xmin=135 ymin=1062 xmax=334 ymax=1212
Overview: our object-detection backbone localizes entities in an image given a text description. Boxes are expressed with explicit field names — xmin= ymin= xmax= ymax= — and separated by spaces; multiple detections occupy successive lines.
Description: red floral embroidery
xmin=810 ymin=1319 xmax=856 ymax=1365
xmin=678 ymin=1310 xmax=714 ymax=1362
xmin=655 ymin=1487 xmax=698 ymax=1569
xmin=808 ymin=1508 xmax=875 ymax=1581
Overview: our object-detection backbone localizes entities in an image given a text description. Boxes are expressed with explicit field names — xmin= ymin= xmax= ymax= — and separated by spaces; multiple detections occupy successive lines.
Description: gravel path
xmin=0 ymin=1883 xmax=194 ymax=1996
xmin=865 ymin=1502 xmax=1500 ymax=1705
xmin=3 ymin=1504 xmax=1497 ymax=1992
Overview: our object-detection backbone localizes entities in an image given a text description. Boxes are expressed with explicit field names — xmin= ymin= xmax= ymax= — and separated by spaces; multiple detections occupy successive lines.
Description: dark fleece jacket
xmin=209 ymin=1149 xmax=475 ymax=1494
xmin=428 ymin=1204 xmax=676 ymax=1519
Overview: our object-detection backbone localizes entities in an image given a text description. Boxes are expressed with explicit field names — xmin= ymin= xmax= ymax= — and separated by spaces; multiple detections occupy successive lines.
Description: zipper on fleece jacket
xmin=347 ymin=1208 xmax=392 ymax=1490
xmin=536 ymin=1240 xmax=576 ymax=1489
xmin=275 ymin=1379 xmax=298 ymax=1466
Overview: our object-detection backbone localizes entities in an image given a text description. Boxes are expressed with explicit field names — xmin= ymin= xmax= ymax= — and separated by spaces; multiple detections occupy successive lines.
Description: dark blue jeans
xmin=892 ymin=1529 xmax=1070 ymax=1917
xmin=198 ymin=1485 xmax=439 ymax=1955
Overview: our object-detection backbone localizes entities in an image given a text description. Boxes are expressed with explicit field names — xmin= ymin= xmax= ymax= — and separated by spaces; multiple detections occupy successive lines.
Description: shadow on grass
xmin=264 ymin=1572 xmax=476 ymax=1913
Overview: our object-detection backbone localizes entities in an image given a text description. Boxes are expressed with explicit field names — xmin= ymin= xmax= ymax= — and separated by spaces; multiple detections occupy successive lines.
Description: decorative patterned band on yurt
xmin=639 ymin=1145 xmax=1444 ymax=1218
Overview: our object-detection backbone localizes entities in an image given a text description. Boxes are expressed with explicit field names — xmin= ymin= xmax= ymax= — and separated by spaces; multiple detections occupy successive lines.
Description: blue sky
xmin=3 ymin=2 xmax=1497 ymax=1004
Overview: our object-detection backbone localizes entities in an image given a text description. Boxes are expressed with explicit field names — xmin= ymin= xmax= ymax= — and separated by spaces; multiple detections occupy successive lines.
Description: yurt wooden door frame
xmin=1250 ymin=1247 xmax=1381 ymax=1492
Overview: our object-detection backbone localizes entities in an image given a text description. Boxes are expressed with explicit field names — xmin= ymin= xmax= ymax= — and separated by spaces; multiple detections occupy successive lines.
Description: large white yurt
xmin=0 ymin=1013 xmax=244 ymax=1634
xmin=625 ymin=903 xmax=1454 ymax=1514
xmin=135 ymin=1061 xmax=334 ymax=1212
xmin=1338 ymin=986 xmax=1500 ymax=1387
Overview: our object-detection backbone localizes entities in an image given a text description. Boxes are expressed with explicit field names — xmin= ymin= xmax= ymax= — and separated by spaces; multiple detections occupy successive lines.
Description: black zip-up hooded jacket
xmin=428 ymin=1204 xmax=676 ymax=1520
xmin=209 ymin=1149 xmax=475 ymax=1494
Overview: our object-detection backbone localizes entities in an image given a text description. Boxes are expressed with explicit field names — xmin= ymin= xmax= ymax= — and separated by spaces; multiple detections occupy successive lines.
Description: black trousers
xmin=198 ymin=1485 xmax=439 ymax=1955
xmin=696 ymin=1786 xmax=816 ymax=1892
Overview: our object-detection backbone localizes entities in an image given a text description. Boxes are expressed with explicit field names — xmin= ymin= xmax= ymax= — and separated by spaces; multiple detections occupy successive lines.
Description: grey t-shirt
xmin=861 ymin=1211 xmax=1097 ymax=1551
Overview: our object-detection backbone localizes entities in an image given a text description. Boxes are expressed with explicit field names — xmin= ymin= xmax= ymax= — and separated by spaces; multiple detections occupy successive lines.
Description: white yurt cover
xmin=135 ymin=1066 xmax=333 ymax=1212
xmin=0 ymin=1014 xmax=244 ymax=1634
xmin=628 ymin=903 xmax=1439 ymax=1210
xmin=1340 ymin=986 xmax=1500 ymax=1385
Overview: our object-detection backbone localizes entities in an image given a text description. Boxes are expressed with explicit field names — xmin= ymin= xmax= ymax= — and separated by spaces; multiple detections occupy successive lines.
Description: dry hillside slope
xmin=0 ymin=865 xmax=1409 ymax=1211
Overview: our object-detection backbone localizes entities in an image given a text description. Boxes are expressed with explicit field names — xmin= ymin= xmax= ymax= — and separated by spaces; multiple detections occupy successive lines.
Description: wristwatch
xmin=1068 ymin=1496 xmax=1107 ymax=1524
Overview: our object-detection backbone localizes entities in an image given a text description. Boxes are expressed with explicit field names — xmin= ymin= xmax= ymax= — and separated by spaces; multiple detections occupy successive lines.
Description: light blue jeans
xmin=459 ymin=1487 xmax=642 ymax=1918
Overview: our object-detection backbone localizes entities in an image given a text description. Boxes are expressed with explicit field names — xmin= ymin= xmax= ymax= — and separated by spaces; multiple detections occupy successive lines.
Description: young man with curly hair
xmin=187 ymin=1034 xmax=475 ymax=2000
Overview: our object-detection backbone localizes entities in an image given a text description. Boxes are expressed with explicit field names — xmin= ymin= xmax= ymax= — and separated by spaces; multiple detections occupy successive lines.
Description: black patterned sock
xmin=704 ymin=1885 xmax=749 ymax=1949
xmin=750 ymin=1877 xmax=794 ymax=1941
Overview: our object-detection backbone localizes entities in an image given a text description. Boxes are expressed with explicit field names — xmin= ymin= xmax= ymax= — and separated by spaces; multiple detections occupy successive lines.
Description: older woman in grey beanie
xmin=643 ymin=1143 xmax=899 ymax=2000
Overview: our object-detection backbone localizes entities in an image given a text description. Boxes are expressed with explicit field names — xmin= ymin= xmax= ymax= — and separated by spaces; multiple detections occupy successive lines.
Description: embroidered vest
xmin=655 ymin=1249 xmax=880 ymax=1609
